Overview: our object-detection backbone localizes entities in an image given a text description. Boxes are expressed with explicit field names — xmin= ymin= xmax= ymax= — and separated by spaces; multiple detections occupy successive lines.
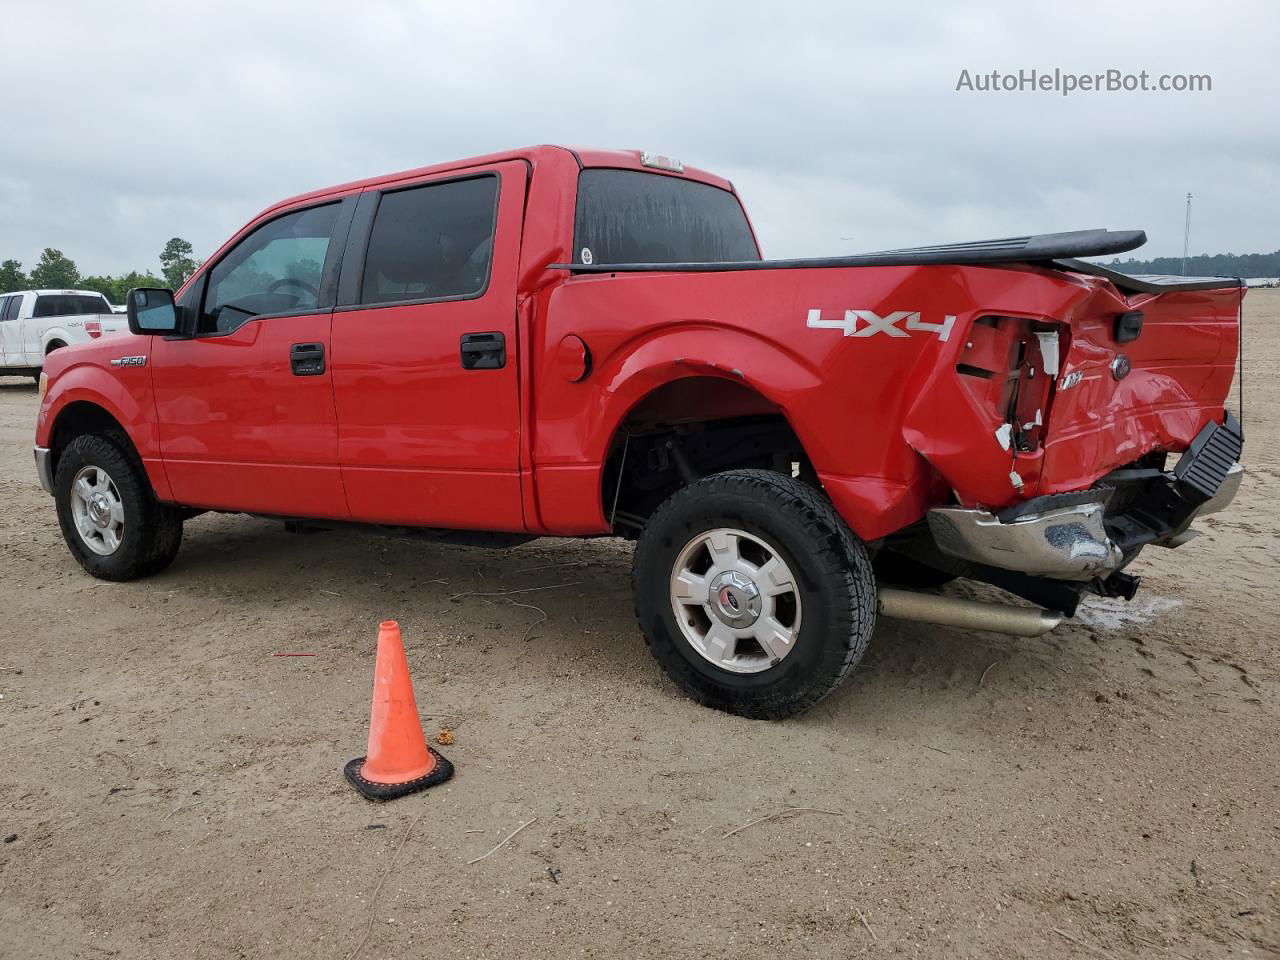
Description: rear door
xmin=330 ymin=161 xmax=527 ymax=530
xmin=0 ymin=295 xmax=24 ymax=366
xmin=150 ymin=198 xmax=356 ymax=518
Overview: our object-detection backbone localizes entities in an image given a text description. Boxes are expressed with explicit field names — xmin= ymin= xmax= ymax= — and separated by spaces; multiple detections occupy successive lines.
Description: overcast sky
xmin=1 ymin=0 xmax=1275 ymax=277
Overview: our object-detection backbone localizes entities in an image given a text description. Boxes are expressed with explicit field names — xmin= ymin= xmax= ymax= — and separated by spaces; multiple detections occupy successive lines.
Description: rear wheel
xmin=633 ymin=469 xmax=876 ymax=719
xmin=54 ymin=435 xmax=183 ymax=581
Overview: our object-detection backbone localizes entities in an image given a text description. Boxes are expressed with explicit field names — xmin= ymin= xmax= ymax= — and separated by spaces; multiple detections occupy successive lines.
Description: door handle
xmin=290 ymin=341 xmax=325 ymax=376
xmin=459 ymin=331 xmax=506 ymax=370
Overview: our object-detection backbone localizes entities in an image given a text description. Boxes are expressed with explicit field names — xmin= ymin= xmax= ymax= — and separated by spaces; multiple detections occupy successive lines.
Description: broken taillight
xmin=953 ymin=315 xmax=1065 ymax=456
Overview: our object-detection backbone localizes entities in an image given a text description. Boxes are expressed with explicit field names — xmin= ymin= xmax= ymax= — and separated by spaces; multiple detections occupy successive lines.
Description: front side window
xmin=573 ymin=169 xmax=759 ymax=265
xmin=32 ymin=294 xmax=108 ymax=318
xmin=360 ymin=176 xmax=498 ymax=305
xmin=0 ymin=297 xmax=13 ymax=321
xmin=201 ymin=203 xmax=339 ymax=334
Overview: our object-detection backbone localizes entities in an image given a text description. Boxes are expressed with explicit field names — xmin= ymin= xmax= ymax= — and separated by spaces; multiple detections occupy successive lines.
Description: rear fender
xmin=533 ymin=325 xmax=823 ymax=533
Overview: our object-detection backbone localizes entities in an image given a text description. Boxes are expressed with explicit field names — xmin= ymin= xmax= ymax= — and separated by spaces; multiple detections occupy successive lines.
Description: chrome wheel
xmin=670 ymin=527 xmax=802 ymax=674
xmin=69 ymin=465 xmax=125 ymax=556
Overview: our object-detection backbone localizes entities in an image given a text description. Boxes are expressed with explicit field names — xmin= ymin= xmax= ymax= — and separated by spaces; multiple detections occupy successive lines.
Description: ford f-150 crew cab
xmin=2 ymin=289 xmax=126 ymax=379
xmin=33 ymin=146 xmax=1245 ymax=718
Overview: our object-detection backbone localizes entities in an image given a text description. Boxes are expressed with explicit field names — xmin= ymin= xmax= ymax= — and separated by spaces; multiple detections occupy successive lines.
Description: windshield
xmin=573 ymin=169 xmax=759 ymax=265
xmin=33 ymin=294 xmax=110 ymax=318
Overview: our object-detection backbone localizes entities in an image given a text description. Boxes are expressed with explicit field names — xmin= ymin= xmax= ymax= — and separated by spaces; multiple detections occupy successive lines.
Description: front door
xmin=151 ymin=199 xmax=354 ymax=519
xmin=330 ymin=162 xmax=527 ymax=530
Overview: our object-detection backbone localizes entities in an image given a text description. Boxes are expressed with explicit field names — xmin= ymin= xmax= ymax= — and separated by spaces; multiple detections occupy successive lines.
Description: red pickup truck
xmin=33 ymin=146 xmax=1244 ymax=718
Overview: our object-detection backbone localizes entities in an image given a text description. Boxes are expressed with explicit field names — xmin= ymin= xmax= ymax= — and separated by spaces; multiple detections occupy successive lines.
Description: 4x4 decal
xmin=806 ymin=308 xmax=956 ymax=342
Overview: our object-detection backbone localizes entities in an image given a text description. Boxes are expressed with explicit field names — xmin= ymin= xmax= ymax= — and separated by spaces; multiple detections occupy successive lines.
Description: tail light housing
xmin=84 ymin=320 xmax=102 ymax=339
xmin=954 ymin=316 xmax=1064 ymax=458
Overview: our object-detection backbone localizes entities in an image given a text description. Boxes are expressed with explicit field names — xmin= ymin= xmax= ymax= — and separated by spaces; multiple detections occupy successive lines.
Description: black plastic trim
xmin=548 ymin=229 xmax=1148 ymax=274
xmin=1053 ymin=258 xmax=1245 ymax=293
xmin=1114 ymin=310 xmax=1144 ymax=343
xmin=997 ymin=487 xmax=1112 ymax=524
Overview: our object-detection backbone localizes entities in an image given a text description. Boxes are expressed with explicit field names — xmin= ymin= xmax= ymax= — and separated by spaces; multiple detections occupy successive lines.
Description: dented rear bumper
xmin=928 ymin=493 xmax=1121 ymax=581
xmin=926 ymin=413 xmax=1243 ymax=582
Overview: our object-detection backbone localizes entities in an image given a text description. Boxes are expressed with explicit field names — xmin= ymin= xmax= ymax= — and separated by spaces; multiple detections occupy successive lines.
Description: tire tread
xmin=633 ymin=469 xmax=875 ymax=719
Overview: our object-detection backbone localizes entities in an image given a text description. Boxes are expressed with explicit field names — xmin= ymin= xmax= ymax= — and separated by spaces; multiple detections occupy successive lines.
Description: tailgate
xmin=1038 ymin=273 xmax=1242 ymax=494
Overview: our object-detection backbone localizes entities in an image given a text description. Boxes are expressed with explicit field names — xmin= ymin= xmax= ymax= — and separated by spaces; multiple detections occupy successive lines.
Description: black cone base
xmin=344 ymin=746 xmax=454 ymax=801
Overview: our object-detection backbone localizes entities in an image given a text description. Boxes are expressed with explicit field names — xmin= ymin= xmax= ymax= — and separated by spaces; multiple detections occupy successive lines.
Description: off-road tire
xmin=55 ymin=434 xmax=183 ymax=581
xmin=633 ymin=469 xmax=876 ymax=719
xmin=873 ymin=550 xmax=957 ymax=589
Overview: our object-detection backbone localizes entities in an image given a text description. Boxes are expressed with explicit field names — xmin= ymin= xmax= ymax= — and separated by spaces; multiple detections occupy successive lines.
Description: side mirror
xmin=126 ymin=287 xmax=178 ymax=335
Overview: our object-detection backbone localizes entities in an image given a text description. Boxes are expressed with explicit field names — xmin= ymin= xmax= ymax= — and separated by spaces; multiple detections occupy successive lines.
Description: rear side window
xmin=0 ymin=296 xmax=13 ymax=321
xmin=201 ymin=203 xmax=339 ymax=334
xmin=360 ymin=175 xmax=498 ymax=305
xmin=33 ymin=294 xmax=108 ymax=317
xmin=573 ymin=169 xmax=759 ymax=265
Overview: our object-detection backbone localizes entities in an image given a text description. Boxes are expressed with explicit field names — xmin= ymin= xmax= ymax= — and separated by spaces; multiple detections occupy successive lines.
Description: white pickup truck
xmin=0 ymin=289 xmax=127 ymax=379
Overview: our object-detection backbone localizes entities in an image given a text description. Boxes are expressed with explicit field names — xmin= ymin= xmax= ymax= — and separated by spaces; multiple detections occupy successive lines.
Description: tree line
xmin=0 ymin=239 xmax=201 ymax=304
xmin=1105 ymin=249 xmax=1280 ymax=278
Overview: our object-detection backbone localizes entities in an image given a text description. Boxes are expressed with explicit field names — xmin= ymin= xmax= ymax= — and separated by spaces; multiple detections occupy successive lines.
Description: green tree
xmin=79 ymin=275 xmax=118 ymax=302
xmin=79 ymin=271 xmax=166 ymax=304
xmin=113 ymin=270 xmax=166 ymax=302
xmin=159 ymin=237 xmax=200 ymax=290
xmin=0 ymin=259 xmax=27 ymax=293
xmin=28 ymin=248 xmax=81 ymax=289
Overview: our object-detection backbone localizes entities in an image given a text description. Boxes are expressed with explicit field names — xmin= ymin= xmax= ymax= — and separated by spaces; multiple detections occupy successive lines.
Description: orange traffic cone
xmin=345 ymin=620 xmax=454 ymax=800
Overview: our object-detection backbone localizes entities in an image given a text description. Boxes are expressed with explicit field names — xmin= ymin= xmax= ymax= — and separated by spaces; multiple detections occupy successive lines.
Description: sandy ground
xmin=0 ymin=292 xmax=1276 ymax=960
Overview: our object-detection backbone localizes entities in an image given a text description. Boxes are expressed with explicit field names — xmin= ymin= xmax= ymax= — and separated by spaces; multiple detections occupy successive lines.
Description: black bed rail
xmin=549 ymin=228 xmax=1149 ymax=274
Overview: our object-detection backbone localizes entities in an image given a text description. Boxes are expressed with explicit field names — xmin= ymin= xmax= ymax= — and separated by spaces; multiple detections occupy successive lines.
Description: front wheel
xmin=54 ymin=435 xmax=184 ymax=581
xmin=633 ymin=469 xmax=876 ymax=719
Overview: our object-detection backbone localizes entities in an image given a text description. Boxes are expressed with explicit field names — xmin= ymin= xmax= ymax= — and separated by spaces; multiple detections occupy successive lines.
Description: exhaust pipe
xmin=877 ymin=587 xmax=1064 ymax=637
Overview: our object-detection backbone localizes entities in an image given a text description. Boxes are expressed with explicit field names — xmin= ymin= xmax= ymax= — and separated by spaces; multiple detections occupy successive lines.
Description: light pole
xmin=1181 ymin=193 xmax=1193 ymax=275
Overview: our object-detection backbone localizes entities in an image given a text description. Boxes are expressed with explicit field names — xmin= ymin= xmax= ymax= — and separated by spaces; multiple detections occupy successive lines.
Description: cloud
xmin=0 ymin=0 xmax=1274 ymax=275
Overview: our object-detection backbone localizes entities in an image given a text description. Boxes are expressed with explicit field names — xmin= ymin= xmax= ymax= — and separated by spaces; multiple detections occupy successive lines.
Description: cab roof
xmin=3 ymin=289 xmax=110 ymax=298
xmin=260 ymin=146 xmax=736 ymax=220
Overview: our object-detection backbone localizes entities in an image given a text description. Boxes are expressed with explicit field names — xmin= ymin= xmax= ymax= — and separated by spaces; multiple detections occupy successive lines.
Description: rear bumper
xmin=34 ymin=446 xmax=53 ymax=495
xmin=929 ymin=494 xmax=1122 ymax=581
xmin=927 ymin=413 xmax=1243 ymax=582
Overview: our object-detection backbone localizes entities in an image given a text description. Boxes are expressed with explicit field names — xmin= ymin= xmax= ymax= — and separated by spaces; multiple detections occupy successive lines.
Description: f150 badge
xmin=110 ymin=356 xmax=147 ymax=367
xmin=806 ymin=308 xmax=956 ymax=342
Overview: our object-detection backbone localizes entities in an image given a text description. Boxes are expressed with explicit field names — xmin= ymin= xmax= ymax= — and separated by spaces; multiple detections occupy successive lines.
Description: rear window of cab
xmin=573 ymin=169 xmax=759 ymax=266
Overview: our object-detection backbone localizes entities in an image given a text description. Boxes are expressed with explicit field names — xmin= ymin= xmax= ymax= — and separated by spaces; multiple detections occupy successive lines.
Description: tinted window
xmin=361 ymin=176 xmax=498 ymax=305
xmin=32 ymin=294 xmax=109 ymax=318
xmin=0 ymin=297 xmax=12 ymax=321
xmin=202 ymin=203 xmax=338 ymax=334
xmin=573 ymin=170 xmax=759 ymax=265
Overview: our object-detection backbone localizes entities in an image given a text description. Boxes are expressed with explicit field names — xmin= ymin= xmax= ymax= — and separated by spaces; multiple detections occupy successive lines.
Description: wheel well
xmin=601 ymin=377 xmax=812 ymax=536
xmin=49 ymin=402 xmax=134 ymax=480
xmin=45 ymin=340 xmax=67 ymax=354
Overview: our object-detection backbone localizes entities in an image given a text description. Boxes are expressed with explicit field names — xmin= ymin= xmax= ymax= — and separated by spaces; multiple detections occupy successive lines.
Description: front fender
xmin=37 ymin=347 xmax=170 ymax=500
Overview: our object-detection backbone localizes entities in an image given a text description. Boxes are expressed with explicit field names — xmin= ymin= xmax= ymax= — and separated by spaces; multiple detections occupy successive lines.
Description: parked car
xmin=32 ymin=146 xmax=1244 ymax=717
xmin=0 ymin=289 xmax=126 ymax=379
